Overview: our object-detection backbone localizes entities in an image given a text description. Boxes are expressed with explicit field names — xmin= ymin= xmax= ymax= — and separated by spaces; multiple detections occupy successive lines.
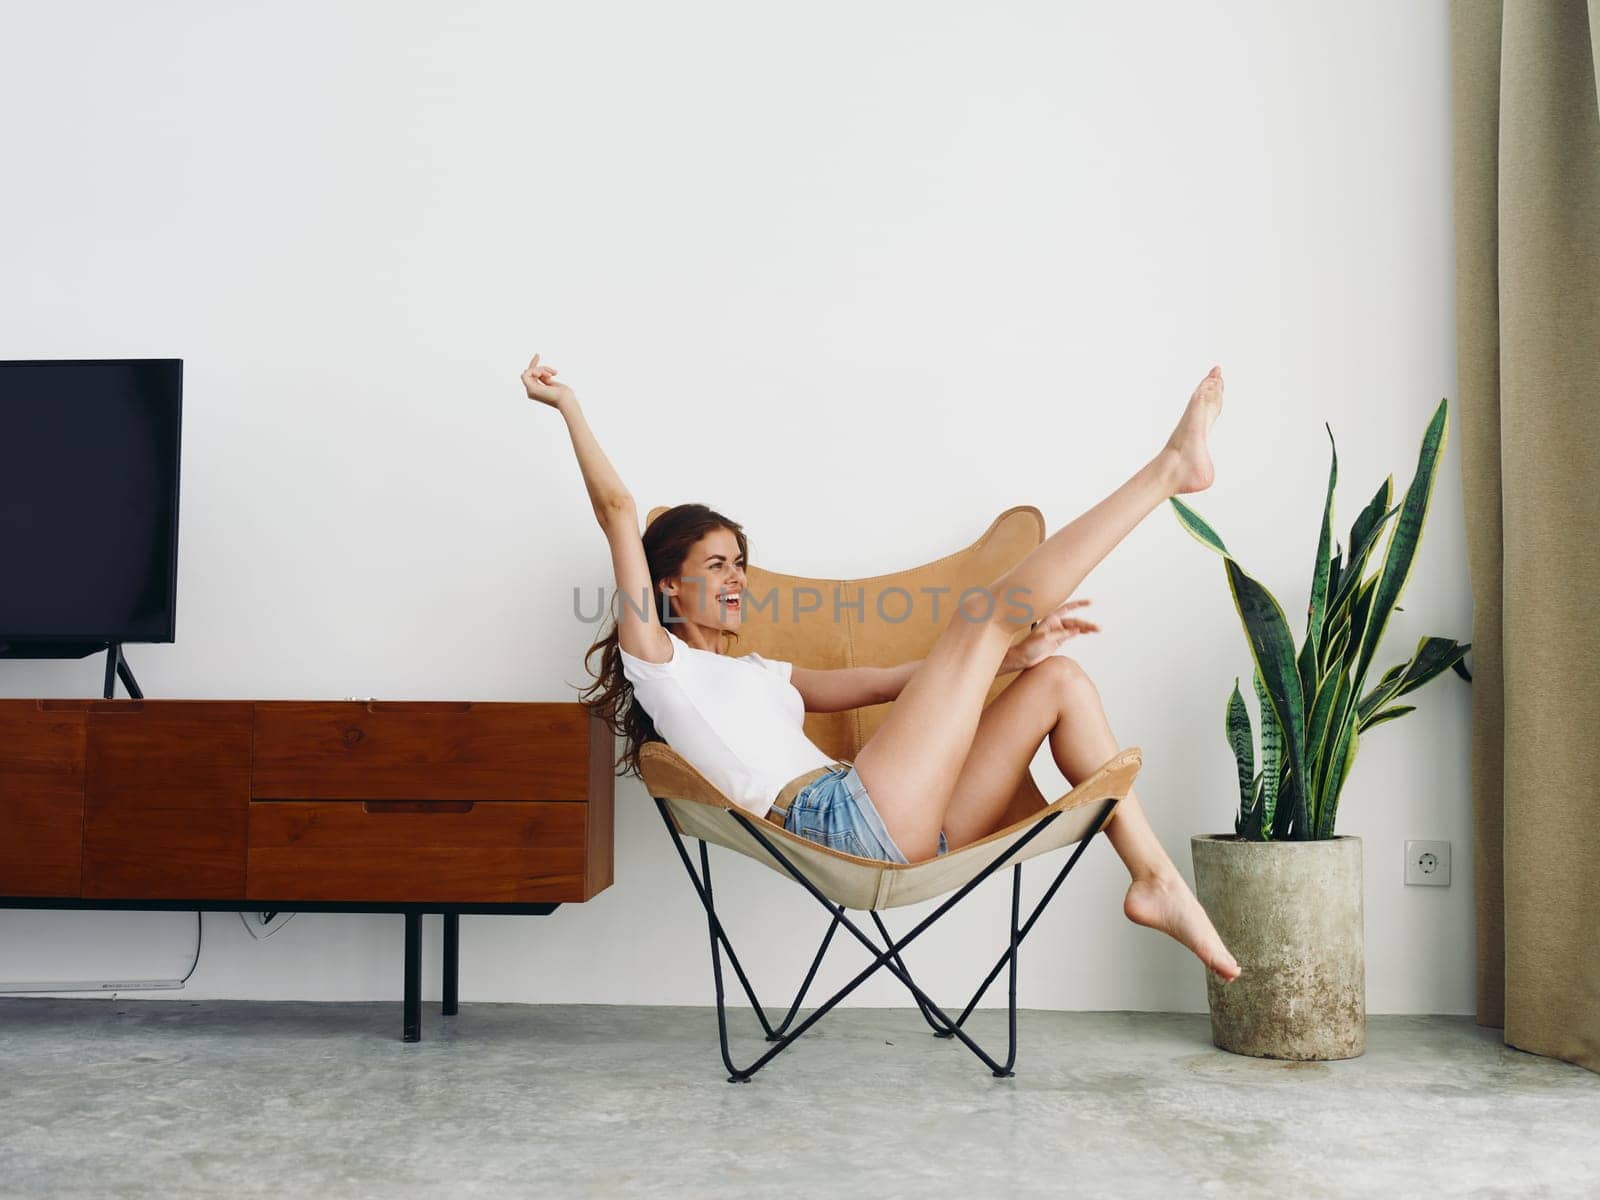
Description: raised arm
xmin=522 ymin=354 xmax=671 ymax=664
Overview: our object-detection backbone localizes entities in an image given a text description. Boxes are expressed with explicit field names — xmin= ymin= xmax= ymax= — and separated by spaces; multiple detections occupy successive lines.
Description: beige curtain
xmin=1452 ymin=0 xmax=1600 ymax=1075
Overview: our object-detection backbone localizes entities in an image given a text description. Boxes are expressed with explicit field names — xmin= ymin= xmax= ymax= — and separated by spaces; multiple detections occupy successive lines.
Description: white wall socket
xmin=1405 ymin=839 xmax=1451 ymax=886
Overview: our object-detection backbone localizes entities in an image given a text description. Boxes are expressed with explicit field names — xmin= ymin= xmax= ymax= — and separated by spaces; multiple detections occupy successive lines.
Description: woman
xmin=527 ymin=353 xmax=1240 ymax=984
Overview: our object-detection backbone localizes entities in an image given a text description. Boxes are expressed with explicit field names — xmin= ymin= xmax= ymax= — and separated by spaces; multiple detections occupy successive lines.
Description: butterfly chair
xmin=639 ymin=504 xmax=1143 ymax=1082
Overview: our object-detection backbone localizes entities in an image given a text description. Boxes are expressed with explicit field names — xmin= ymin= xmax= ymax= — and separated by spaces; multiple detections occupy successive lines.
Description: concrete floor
xmin=0 ymin=1001 xmax=1595 ymax=1199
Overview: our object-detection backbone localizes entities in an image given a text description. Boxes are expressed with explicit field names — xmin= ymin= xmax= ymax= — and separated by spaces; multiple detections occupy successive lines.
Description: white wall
xmin=0 ymin=0 xmax=1470 ymax=1013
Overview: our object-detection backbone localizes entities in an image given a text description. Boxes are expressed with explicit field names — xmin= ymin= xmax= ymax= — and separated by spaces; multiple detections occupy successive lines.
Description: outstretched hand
xmin=1000 ymin=598 xmax=1099 ymax=673
xmin=521 ymin=353 xmax=575 ymax=410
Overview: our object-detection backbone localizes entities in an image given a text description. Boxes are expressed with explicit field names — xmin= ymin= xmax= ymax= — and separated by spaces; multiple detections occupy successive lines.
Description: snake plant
xmin=1171 ymin=397 xmax=1470 ymax=840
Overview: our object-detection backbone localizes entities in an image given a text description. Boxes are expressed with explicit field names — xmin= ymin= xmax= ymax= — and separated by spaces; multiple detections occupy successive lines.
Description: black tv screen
xmin=0 ymin=359 xmax=182 ymax=650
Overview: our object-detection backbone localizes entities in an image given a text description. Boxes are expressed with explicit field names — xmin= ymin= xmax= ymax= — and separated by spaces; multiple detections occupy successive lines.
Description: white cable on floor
xmin=0 ymin=911 xmax=203 ymax=993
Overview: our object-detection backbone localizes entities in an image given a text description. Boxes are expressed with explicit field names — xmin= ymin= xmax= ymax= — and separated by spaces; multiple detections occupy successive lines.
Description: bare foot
xmin=1124 ymin=870 xmax=1242 ymax=983
xmin=1161 ymin=366 xmax=1224 ymax=494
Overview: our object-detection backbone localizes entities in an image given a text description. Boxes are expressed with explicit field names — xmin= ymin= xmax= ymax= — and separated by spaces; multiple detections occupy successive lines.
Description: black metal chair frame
xmin=654 ymin=794 xmax=1119 ymax=1082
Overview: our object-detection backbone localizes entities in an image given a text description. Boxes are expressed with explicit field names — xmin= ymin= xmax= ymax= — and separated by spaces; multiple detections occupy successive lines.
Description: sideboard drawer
xmin=253 ymin=702 xmax=596 ymax=802
xmin=246 ymin=799 xmax=587 ymax=903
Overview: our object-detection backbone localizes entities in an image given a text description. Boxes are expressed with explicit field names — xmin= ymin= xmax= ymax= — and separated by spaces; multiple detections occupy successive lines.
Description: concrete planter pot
xmin=1190 ymin=834 xmax=1365 ymax=1061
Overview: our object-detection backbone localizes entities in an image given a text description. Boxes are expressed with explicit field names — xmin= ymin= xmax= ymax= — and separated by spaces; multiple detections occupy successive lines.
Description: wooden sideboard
xmin=0 ymin=698 xmax=614 ymax=1040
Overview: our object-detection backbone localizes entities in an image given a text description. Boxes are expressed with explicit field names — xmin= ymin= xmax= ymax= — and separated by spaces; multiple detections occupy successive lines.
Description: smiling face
xmin=660 ymin=526 xmax=746 ymax=639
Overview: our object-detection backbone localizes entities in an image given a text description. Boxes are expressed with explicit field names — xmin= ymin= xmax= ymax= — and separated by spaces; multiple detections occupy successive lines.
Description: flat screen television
xmin=0 ymin=359 xmax=183 ymax=667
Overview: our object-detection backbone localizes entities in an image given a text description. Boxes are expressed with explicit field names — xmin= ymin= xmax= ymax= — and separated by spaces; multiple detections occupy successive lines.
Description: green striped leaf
xmin=1273 ymin=774 xmax=1303 ymax=839
xmin=1224 ymin=557 xmax=1310 ymax=837
xmin=1296 ymin=636 xmax=1320 ymax=723
xmin=1310 ymin=672 xmax=1351 ymax=829
xmin=1169 ymin=497 xmax=1230 ymax=557
xmin=1359 ymin=704 xmax=1415 ymax=732
xmin=1348 ymin=575 xmax=1381 ymax=657
xmin=1352 ymin=399 xmax=1450 ymax=694
xmin=1317 ymin=712 xmax=1360 ymax=837
xmin=1254 ymin=669 xmax=1282 ymax=839
xmin=1305 ymin=668 xmax=1344 ymax=791
xmin=1348 ymin=476 xmax=1394 ymax=580
xmin=1321 ymin=614 xmax=1352 ymax=675
xmin=1394 ymin=637 xmax=1471 ymax=698
xmin=1238 ymin=771 xmax=1266 ymax=839
xmin=1357 ymin=637 xmax=1472 ymax=723
xmin=1372 ymin=661 xmax=1408 ymax=694
xmin=1226 ymin=677 xmax=1255 ymax=819
xmin=1306 ymin=424 xmax=1338 ymax=655
xmin=1322 ymin=499 xmax=1402 ymax=645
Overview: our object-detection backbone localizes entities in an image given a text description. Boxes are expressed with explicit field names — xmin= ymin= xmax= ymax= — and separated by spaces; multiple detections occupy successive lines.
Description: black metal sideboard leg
xmin=403 ymin=912 xmax=422 ymax=1043
xmin=442 ymin=912 xmax=459 ymax=1017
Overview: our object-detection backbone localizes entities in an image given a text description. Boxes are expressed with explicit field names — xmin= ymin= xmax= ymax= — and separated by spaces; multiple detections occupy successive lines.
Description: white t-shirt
xmin=619 ymin=628 xmax=836 ymax=818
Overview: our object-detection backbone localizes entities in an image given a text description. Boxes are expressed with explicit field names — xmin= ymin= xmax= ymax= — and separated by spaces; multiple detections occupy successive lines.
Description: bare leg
xmin=940 ymin=656 xmax=1241 ymax=982
xmin=854 ymin=368 xmax=1225 ymax=860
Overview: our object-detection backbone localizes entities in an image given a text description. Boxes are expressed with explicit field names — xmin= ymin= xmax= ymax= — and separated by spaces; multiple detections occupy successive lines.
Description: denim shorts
xmin=774 ymin=762 xmax=947 ymax=864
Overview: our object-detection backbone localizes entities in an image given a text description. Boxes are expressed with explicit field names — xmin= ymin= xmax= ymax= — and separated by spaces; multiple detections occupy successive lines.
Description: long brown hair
xmin=579 ymin=502 xmax=750 ymax=780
